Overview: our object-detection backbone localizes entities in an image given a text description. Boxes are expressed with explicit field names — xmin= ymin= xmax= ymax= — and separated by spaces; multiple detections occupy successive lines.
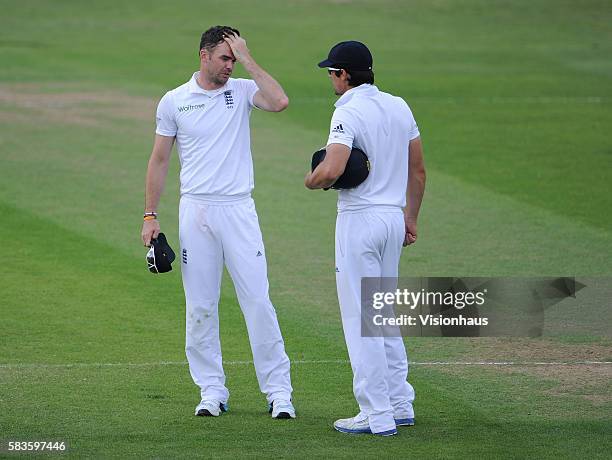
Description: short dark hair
xmin=346 ymin=69 xmax=375 ymax=87
xmin=199 ymin=25 xmax=240 ymax=53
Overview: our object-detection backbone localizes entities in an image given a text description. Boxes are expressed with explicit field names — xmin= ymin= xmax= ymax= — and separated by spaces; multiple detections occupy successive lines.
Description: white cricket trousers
xmin=335 ymin=209 xmax=415 ymax=434
xmin=179 ymin=195 xmax=292 ymax=404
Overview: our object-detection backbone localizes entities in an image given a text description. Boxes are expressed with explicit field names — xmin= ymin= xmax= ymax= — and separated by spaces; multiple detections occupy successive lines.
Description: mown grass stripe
xmin=2 ymin=360 xmax=610 ymax=369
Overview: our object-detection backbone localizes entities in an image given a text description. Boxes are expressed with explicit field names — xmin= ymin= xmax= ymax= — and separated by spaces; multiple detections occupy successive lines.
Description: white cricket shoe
xmin=333 ymin=416 xmax=397 ymax=436
xmin=195 ymin=400 xmax=228 ymax=417
xmin=270 ymin=399 xmax=296 ymax=419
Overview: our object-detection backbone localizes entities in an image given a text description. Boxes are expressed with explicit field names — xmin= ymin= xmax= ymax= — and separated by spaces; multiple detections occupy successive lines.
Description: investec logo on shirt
xmin=177 ymin=103 xmax=206 ymax=112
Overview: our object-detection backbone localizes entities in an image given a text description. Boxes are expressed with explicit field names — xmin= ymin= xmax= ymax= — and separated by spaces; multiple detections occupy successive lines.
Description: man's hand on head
xmin=223 ymin=32 xmax=250 ymax=63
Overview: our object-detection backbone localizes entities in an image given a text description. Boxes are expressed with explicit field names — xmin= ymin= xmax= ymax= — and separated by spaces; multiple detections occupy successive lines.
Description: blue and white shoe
xmin=195 ymin=400 xmax=228 ymax=417
xmin=394 ymin=415 xmax=415 ymax=426
xmin=269 ymin=399 xmax=296 ymax=419
xmin=333 ymin=416 xmax=397 ymax=436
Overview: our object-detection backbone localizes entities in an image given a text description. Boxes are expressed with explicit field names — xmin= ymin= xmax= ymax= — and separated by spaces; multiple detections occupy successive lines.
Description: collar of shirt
xmin=334 ymin=84 xmax=378 ymax=108
xmin=188 ymin=71 xmax=230 ymax=97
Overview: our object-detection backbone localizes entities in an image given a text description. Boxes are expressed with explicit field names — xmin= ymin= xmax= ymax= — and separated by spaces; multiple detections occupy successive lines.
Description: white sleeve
xmin=155 ymin=92 xmax=177 ymax=137
xmin=406 ymin=105 xmax=420 ymax=140
xmin=326 ymin=108 xmax=355 ymax=149
xmin=236 ymin=79 xmax=259 ymax=108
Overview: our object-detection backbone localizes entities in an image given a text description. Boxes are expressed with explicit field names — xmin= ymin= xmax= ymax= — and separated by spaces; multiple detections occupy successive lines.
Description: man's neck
xmin=196 ymin=71 xmax=224 ymax=91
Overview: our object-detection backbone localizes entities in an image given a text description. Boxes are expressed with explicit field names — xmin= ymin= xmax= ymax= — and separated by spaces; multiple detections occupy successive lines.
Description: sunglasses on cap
xmin=146 ymin=246 xmax=159 ymax=273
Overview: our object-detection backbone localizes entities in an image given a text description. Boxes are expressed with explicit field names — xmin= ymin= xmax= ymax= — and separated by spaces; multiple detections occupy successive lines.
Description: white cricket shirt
xmin=156 ymin=72 xmax=259 ymax=198
xmin=326 ymin=84 xmax=420 ymax=212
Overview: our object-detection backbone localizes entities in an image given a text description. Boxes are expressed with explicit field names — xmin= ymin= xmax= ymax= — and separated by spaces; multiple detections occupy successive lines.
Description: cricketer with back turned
xmin=305 ymin=40 xmax=426 ymax=436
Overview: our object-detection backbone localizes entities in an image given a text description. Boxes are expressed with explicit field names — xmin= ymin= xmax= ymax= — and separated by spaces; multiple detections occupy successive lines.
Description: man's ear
xmin=199 ymin=49 xmax=208 ymax=62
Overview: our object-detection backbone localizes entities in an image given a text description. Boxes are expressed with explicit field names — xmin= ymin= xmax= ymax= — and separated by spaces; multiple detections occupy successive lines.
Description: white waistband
xmin=181 ymin=192 xmax=252 ymax=205
xmin=337 ymin=204 xmax=403 ymax=215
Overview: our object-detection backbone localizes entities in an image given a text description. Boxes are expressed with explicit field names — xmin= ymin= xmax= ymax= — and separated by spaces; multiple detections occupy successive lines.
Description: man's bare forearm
xmin=144 ymin=155 xmax=170 ymax=213
xmin=405 ymin=171 xmax=425 ymax=220
xmin=305 ymin=165 xmax=340 ymax=190
xmin=305 ymin=144 xmax=351 ymax=190
xmin=242 ymin=58 xmax=288 ymax=110
xmin=144 ymin=135 xmax=174 ymax=213
xmin=141 ymin=135 xmax=173 ymax=246
xmin=405 ymin=137 xmax=426 ymax=221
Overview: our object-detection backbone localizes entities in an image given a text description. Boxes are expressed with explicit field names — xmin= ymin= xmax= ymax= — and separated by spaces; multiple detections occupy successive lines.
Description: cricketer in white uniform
xmin=305 ymin=41 xmax=426 ymax=436
xmin=141 ymin=26 xmax=295 ymax=420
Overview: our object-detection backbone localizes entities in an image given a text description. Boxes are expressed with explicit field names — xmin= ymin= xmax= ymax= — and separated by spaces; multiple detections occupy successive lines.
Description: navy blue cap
xmin=318 ymin=41 xmax=373 ymax=71
xmin=146 ymin=233 xmax=175 ymax=274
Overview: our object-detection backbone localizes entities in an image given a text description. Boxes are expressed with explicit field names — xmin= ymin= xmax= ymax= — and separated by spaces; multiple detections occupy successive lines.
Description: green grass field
xmin=1 ymin=0 xmax=611 ymax=458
